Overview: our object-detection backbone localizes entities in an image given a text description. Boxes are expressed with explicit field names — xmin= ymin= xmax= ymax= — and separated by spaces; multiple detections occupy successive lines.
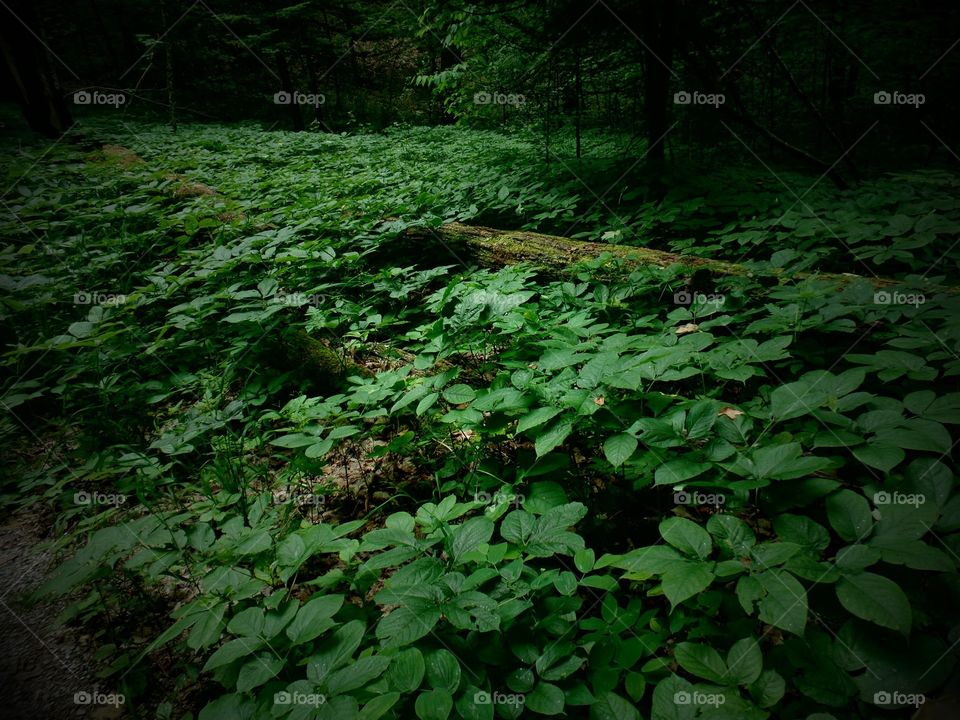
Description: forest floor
xmin=0 ymin=511 xmax=113 ymax=718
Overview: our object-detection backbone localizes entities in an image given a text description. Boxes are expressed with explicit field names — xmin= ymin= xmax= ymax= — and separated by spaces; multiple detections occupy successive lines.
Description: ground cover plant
xmin=2 ymin=2 xmax=960 ymax=719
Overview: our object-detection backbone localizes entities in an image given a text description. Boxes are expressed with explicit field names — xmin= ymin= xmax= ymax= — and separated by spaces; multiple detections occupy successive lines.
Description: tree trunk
xmin=402 ymin=222 xmax=929 ymax=291
xmin=0 ymin=0 xmax=73 ymax=137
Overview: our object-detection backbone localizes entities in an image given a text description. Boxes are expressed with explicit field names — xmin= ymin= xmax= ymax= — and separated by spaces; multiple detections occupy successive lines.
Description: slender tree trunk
xmin=0 ymin=0 xmax=73 ymax=137
xmin=276 ymin=51 xmax=304 ymax=131
xmin=160 ymin=0 xmax=177 ymax=131
xmin=575 ymin=44 xmax=582 ymax=159
xmin=641 ymin=0 xmax=675 ymax=197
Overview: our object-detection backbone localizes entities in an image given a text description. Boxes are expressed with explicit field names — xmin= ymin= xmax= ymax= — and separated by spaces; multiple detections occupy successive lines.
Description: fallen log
xmin=404 ymin=222 xmax=941 ymax=291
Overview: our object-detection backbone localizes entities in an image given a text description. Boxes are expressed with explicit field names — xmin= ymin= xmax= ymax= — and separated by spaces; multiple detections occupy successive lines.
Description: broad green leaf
xmin=835 ymin=572 xmax=911 ymax=634
xmin=661 ymin=561 xmax=715 ymax=607
xmin=755 ymin=570 xmax=808 ymax=635
xmin=725 ymin=638 xmax=763 ymax=685
xmin=425 ymin=649 xmax=461 ymax=693
xmin=442 ymin=384 xmax=476 ymax=404
xmin=603 ymin=433 xmax=638 ymax=468
xmin=525 ymin=681 xmax=565 ymax=715
xmin=535 ymin=417 xmax=575 ymax=457
xmin=826 ymin=490 xmax=873 ymax=542
xmin=659 ymin=517 xmax=712 ymax=560
xmin=674 ymin=642 xmax=727 ymax=683
xmin=415 ymin=689 xmax=453 ymax=720
xmin=590 ymin=691 xmax=640 ymax=720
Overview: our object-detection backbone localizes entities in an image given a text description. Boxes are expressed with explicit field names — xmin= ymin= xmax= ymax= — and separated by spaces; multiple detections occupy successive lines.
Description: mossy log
xmin=405 ymin=222 xmax=930 ymax=290
xmin=276 ymin=327 xmax=370 ymax=391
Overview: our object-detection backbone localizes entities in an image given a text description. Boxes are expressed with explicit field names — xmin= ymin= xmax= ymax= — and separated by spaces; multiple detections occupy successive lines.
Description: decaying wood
xmin=405 ymin=222 xmax=933 ymax=290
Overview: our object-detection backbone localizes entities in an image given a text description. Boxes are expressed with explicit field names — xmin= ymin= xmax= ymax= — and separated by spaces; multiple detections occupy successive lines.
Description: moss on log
xmin=406 ymin=222 xmax=929 ymax=290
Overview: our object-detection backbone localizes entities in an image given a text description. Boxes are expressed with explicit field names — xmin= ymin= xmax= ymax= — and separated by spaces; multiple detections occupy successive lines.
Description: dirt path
xmin=0 ymin=510 xmax=122 ymax=719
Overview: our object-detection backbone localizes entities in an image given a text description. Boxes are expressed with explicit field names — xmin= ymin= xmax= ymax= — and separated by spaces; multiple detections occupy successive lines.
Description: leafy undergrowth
xmin=2 ymin=119 xmax=959 ymax=719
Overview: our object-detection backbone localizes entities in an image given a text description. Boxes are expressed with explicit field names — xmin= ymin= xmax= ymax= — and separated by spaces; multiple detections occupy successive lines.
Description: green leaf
xmin=309 ymin=620 xmax=365 ymax=681
xmin=835 ymin=572 xmax=911 ymax=634
xmin=574 ymin=548 xmax=596 ymax=573
xmin=517 ymin=406 xmax=563 ymax=433
xmin=327 ymin=655 xmax=392 ymax=695
xmin=674 ymin=642 xmax=727 ymax=683
xmin=525 ymin=681 xmax=565 ymax=715
xmin=756 ymin=570 xmax=808 ymax=635
xmin=589 ymin=691 xmax=640 ymax=720
xmin=442 ymin=384 xmax=476 ymax=404
xmin=654 ymin=458 xmax=711 ymax=485
xmin=415 ymin=689 xmax=453 ymax=720
xmin=534 ymin=417 xmax=574 ymax=457
xmin=236 ymin=652 xmax=282 ymax=692
xmin=416 ymin=392 xmax=439 ymax=416
xmin=826 ymin=490 xmax=873 ymax=542
xmin=725 ymin=638 xmax=763 ymax=685
xmin=376 ymin=606 xmax=441 ymax=648
xmin=385 ymin=647 xmax=425 ymax=692
xmin=450 ymin=517 xmax=494 ymax=564
xmin=359 ymin=693 xmax=401 ymax=720
xmin=603 ymin=434 xmax=638 ymax=468
xmin=203 ymin=637 xmax=261 ymax=671
xmin=852 ymin=442 xmax=905 ymax=472
xmin=749 ymin=670 xmax=785 ymax=708
xmin=659 ymin=517 xmax=712 ymax=560
xmin=286 ymin=595 xmax=344 ymax=644
xmin=425 ymin=649 xmax=461 ymax=694
xmin=661 ymin=561 xmax=715 ymax=607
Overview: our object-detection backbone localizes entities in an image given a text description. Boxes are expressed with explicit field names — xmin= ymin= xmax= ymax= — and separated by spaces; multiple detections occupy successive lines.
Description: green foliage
xmin=2 ymin=120 xmax=959 ymax=719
